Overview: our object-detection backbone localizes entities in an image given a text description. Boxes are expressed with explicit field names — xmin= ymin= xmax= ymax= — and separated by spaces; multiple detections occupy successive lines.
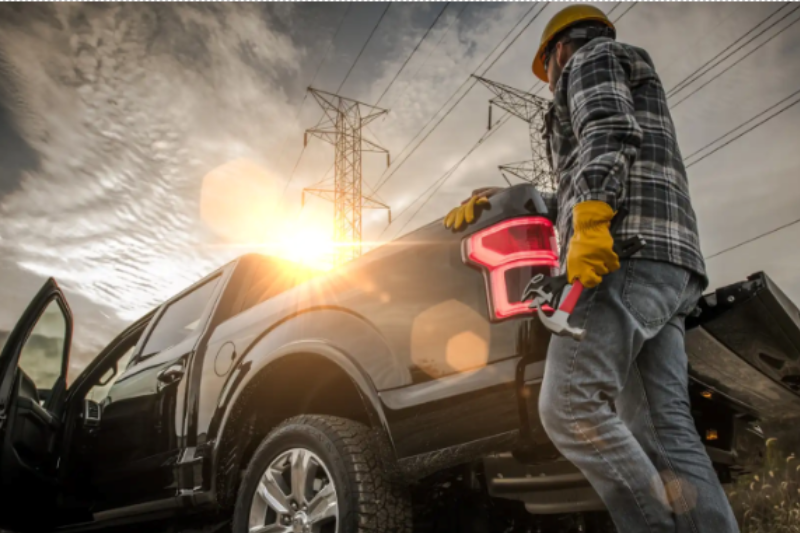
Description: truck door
xmin=89 ymin=273 xmax=224 ymax=513
xmin=0 ymin=278 xmax=73 ymax=532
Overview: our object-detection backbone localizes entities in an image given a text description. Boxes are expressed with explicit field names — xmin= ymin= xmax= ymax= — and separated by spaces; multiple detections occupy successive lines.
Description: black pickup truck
xmin=2 ymin=184 xmax=800 ymax=533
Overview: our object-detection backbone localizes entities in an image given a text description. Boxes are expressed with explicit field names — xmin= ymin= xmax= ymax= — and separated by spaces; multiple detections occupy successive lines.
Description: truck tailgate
xmin=687 ymin=272 xmax=800 ymax=420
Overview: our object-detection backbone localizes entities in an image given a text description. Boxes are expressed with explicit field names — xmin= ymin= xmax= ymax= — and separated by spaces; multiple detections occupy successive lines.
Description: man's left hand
xmin=566 ymin=201 xmax=621 ymax=288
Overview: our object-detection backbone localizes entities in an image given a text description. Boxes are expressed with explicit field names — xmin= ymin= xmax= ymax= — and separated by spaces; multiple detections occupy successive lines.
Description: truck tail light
xmin=464 ymin=217 xmax=558 ymax=320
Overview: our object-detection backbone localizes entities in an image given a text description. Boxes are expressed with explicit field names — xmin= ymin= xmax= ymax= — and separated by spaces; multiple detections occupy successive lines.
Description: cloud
xmin=0 ymin=1 xmax=798 ymax=378
xmin=0 ymin=4 xmax=303 ymax=322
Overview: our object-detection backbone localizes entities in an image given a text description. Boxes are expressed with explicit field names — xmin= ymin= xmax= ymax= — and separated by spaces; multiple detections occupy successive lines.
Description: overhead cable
xmin=374 ymin=3 xmax=551 ymax=194
xmin=685 ymin=87 xmax=800 ymax=168
xmin=375 ymin=3 xmax=451 ymax=107
xmin=672 ymin=13 xmax=800 ymax=108
xmin=667 ymin=3 xmax=791 ymax=98
xmin=277 ymin=3 xmax=352 ymax=199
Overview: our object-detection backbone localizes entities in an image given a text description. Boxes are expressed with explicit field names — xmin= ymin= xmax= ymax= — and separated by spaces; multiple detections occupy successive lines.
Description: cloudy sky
xmin=1 ymin=2 xmax=799 ymax=373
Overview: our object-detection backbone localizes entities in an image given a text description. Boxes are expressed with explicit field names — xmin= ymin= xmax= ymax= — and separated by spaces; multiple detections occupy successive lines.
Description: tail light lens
xmin=464 ymin=217 xmax=558 ymax=320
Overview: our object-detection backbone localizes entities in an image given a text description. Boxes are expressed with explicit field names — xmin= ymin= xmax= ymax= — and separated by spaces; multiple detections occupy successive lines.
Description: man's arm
xmin=567 ymin=41 xmax=643 ymax=210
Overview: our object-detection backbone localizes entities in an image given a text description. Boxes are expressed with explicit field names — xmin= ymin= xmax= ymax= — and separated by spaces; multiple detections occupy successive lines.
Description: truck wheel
xmin=232 ymin=415 xmax=412 ymax=533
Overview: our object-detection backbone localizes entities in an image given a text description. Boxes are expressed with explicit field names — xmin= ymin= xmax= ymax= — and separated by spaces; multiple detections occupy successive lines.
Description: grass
xmin=728 ymin=437 xmax=800 ymax=532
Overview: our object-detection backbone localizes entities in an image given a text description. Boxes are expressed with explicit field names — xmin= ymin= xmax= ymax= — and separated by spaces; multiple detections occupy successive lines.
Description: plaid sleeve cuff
xmin=573 ymin=192 xmax=618 ymax=212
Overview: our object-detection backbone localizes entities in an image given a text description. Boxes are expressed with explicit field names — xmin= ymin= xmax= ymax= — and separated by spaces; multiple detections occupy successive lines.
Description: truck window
xmin=139 ymin=276 xmax=221 ymax=358
xmin=18 ymin=299 xmax=68 ymax=392
xmin=86 ymin=344 xmax=136 ymax=404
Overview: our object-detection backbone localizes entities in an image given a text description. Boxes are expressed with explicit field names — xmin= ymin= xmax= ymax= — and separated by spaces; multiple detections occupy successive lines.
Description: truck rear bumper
xmin=484 ymin=452 xmax=605 ymax=514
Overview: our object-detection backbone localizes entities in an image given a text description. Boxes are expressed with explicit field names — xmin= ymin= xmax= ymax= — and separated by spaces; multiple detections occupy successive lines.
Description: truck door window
xmin=139 ymin=276 xmax=221 ymax=358
xmin=86 ymin=344 xmax=137 ymax=404
xmin=18 ymin=299 xmax=68 ymax=392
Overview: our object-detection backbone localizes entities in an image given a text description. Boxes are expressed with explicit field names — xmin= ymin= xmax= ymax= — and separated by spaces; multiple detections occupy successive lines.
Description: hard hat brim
xmin=532 ymin=45 xmax=548 ymax=83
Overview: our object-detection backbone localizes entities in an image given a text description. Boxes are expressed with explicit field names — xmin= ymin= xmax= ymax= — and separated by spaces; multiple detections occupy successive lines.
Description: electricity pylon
xmin=302 ymin=88 xmax=391 ymax=265
xmin=473 ymin=76 xmax=556 ymax=193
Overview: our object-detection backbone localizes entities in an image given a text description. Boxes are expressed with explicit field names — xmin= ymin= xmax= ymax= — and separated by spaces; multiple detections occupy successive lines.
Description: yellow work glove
xmin=566 ymin=201 xmax=621 ymax=288
xmin=444 ymin=195 xmax=490 ymax=231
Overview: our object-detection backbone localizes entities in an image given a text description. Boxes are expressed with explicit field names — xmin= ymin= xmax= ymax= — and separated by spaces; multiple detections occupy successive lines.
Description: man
xmin=445 ymin=5 xmax=739 ymax=532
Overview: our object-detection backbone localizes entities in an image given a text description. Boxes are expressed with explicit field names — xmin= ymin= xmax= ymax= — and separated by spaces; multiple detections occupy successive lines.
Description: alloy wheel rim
xmin=248 ymin=448 xmax=338 ymax=533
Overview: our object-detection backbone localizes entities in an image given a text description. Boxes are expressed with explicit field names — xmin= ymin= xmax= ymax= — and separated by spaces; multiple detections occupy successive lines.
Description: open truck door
xmin=0 ymin=278 xmax=73 ymax=531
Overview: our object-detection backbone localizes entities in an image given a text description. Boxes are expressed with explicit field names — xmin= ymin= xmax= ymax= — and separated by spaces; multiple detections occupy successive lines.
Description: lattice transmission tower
xmin=302 ymin=88 xmax=391 ymax=265
xmin=473 ymin=76 xmax=556 ymax=193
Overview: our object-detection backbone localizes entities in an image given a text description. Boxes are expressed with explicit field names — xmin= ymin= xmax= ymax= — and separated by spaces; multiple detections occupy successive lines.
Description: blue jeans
xmin=539 ymin=259 xmax=739 ymax=533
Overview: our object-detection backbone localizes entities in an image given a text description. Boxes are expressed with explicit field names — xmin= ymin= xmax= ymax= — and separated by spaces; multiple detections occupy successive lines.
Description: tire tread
xmin=233 ymin=415 xmax=411 ymax=533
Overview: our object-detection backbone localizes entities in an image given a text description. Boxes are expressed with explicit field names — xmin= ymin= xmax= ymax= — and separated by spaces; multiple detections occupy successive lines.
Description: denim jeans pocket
xmin=622 ymin=259 xmax=690 ymax=328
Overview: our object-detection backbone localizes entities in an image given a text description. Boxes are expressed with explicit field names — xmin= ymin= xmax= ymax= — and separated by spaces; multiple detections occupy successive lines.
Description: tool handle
xmin=559 ymin=280 xmax=584 ymax=314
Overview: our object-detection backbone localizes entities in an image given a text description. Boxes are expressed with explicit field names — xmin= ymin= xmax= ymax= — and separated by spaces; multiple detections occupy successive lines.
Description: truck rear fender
xmin=209 ymin=309 xmax=401 ymax=505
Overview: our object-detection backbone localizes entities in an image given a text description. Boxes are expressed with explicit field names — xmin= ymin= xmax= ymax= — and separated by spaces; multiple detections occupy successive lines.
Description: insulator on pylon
xmin=488 ymin=104 xmax=492 ymax=131
xmin=304 ymin=132 xmax=308 ymax=148
xmin=387 ymin=154 xmax=390 ymax=168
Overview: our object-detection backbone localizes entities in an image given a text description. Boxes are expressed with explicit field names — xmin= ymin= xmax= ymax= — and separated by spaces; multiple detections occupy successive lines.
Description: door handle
xmin=156 ymin=364 xmax=185 ymax=386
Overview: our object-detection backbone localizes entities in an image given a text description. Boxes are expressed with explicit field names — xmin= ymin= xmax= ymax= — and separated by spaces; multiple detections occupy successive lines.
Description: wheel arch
xmin=211 ymin=341 xmax=396 ymax=508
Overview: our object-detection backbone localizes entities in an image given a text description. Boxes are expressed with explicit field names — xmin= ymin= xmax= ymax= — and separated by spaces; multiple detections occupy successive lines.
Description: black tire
xmin=232 ymin=415 xmax=412 ymax=533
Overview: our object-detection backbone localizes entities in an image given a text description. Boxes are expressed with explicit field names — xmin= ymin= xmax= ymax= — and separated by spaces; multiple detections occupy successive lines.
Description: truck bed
xmin=687 ymin=272 xmax=800 ymax=420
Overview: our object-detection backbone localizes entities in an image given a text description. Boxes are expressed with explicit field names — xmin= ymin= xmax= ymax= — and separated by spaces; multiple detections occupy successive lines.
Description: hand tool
xmin=521 ymin=208 xmax=646 ymax=341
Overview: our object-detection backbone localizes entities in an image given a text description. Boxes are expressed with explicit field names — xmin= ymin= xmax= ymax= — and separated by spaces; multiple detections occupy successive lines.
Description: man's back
xmin=548 ymin=37 xmax=706 ymax=282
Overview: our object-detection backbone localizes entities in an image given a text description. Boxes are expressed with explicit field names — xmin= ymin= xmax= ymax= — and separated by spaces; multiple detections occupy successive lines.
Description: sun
xmin=200 ymin=159 xmax=343 ymax=270
xmin=275 ymin=214 xmax=336 ymax=270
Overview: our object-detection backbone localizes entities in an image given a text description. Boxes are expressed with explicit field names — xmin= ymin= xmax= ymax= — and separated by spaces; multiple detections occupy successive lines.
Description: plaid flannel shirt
xmin=543 ymin=37 xmax=707 ymax=283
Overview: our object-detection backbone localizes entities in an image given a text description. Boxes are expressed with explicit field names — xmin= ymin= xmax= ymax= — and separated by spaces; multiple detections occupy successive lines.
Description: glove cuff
xmin=573 ymin=201 xmax=615 ymax=234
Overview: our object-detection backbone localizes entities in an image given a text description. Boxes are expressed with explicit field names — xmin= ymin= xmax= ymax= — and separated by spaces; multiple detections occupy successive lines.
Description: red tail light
xmin=464 ymin=217 xmax=558 ymax=320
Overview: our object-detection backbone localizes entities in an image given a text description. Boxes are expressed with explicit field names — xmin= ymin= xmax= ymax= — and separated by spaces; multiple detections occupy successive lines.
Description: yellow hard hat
xmin=532 ymin=4 xmax=615 ymax=82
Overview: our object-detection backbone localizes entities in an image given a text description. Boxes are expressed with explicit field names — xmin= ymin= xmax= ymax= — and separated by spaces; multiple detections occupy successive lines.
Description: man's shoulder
xmin=574 ymin=38 xmax=652 ymax=66
xmin=568 ymin=38 xmax=657 ymax=83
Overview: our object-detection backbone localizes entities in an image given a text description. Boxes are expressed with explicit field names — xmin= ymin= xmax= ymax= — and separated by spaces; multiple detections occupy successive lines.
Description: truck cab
xmin=0 ymin=257 xmax=317 ymax=531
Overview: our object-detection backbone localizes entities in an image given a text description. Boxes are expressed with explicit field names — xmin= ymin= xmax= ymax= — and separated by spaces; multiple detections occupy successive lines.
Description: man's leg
xmin=617 ymin=310 xmax=739 ymax=532
xmin=538 ymin=260 xmax=679 ymax=532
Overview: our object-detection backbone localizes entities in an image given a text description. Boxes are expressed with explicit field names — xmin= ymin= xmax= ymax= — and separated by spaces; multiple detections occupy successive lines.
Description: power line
xmin=373 ymin=3 xmax=542 ymax=193
xmin=685 ymin=88 xmax=800 ymax=169
xmin=381 ymin=79 xmax=544 ymax=239
xmin=667 ymin=3 xmax=790 ymax=98
xmin=374 ymin=2 xmax=551 ymax=194
xmin=281 ymin=113 xmax=327 ymax=199
xmin=282 ymin=3 xmax=390 ymax=199
xmin=706 ymin=217 xmax=800 ymax=260
xmin=656 ymin=8 xmax=743 ymax=79
xmin=384 ymin=112 xmax=515 ymax=239
xmin=377 ymin=1 xmax=643 ymax=240
xmin=388 ymin=3 xmax=469 ymax=110
xmin=277 ymin=4 xmax=352 ymax=199
xmin=669 ymin=7 xmax=800 ymax=110
xmin=684 ymin=86 xmax=800 ymax=162
xmin=375 ymin=3 xmax=450 ymax=107
xmin=613 ymin=2 xmax=638 ymax=24
xmin=337 ymin=3 xmax=393 ymax=94
xmin=685 ymin=89 xmax=800 ymax=258
xmin=605 ymin=2 xmax=622 ymax=18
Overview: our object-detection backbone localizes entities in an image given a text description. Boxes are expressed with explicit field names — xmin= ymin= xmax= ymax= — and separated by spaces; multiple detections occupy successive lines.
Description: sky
xmin=0 ymin=2 xmax=799 ymax=374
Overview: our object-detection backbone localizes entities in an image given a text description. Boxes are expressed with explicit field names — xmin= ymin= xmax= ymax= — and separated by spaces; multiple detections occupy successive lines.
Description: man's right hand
xmin=444 ymin=187 xmax=505 ymax=231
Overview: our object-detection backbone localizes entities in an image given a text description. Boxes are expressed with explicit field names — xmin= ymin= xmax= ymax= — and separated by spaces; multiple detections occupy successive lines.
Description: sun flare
xmin=200 ymin=159 xmax=348 ymax=270
xmin=274 ymin=213 xmax=336 ymax=270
